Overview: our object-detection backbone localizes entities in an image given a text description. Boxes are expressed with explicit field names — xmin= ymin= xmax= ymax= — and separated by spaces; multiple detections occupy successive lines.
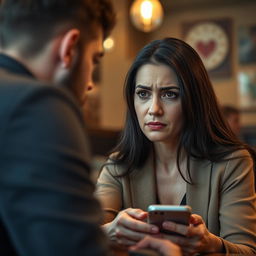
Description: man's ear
xmin=59 ymin=29 xmax=80 ymax=68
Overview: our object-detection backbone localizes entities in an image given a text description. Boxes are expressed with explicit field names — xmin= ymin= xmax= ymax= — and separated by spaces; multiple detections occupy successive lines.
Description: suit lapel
xmin=129 ymin=153 xmax=157 ymax=211
xmin=187 ymin=158 xmax=212 ymax=226
xmin=127 ymin=153 xmax=213 ymax=221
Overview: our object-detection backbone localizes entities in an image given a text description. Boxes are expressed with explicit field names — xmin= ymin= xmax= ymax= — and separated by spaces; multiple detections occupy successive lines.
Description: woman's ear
xmin=59 ymin=28 xmax=80 ymax=68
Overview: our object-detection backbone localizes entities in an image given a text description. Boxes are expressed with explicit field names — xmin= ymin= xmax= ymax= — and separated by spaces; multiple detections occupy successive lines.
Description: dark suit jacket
xmin=0 ymin=54 xmax=109 ymax=255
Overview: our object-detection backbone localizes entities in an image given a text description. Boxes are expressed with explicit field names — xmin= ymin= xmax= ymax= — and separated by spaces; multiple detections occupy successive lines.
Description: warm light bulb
xmin=130 ymin=0 xmax=164 ymax=32
xmin=140 ymin=1 xmax=153 ymax=19
xmin=103 ymin=37 xmax=114 ymax=51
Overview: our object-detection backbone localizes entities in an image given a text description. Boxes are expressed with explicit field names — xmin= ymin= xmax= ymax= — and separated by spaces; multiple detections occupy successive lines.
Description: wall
xmin=100 ymin=0 xmax=129 ymax=130
xmin=99 ymin=1 xmax=256 ymax=130
xmin=99 ymin=0 xmax=154 ymax=130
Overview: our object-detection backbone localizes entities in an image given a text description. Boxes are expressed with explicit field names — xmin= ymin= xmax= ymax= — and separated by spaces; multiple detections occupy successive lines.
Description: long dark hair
xmin=110 ymin=38 xmax=255 ymax=181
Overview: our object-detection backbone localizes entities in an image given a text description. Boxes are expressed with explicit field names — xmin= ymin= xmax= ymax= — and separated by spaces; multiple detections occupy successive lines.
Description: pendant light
xmin=130 ymin=0 xmax=164 ymax=32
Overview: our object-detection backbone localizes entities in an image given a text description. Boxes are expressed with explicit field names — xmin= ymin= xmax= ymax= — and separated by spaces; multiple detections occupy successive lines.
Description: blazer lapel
xmin=186 ymin=158 xmax=212 ymax=226
xmin=129 ymin=154 xmax=157 ymax=211
xmin=127 ymin=153 xmax=213 ymax=222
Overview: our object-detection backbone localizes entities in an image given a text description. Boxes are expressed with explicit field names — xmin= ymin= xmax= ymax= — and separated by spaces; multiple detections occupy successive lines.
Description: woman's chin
xmin=146 ymin=135 xmax=168 ymax=143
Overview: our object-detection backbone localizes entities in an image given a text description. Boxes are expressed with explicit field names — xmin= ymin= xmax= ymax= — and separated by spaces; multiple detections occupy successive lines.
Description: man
xmin=0 ymin=0 xmax=115 ymax=255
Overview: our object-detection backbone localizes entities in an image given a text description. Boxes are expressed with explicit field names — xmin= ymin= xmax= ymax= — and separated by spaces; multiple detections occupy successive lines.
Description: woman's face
xmin=134 ymin=63 xmax=183 ymax=145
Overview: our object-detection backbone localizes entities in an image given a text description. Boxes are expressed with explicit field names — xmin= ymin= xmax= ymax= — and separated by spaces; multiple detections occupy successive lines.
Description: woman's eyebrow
xmin=135 ymin=85 xmax=151 ymax=90
xmin=135 ymin=85 xmax=180 ymax=91
xmin=159 ymin=86 xmax=180 ymax=91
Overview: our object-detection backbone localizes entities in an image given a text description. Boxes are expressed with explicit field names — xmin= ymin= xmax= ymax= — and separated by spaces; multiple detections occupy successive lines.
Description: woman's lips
xmin=146 ymin=122 xmax=166 ymax=130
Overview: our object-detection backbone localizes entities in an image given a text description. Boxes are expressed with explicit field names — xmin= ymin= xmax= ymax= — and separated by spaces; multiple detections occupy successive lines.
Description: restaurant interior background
xmin=84 ymin=0 xmax=256 ymax=165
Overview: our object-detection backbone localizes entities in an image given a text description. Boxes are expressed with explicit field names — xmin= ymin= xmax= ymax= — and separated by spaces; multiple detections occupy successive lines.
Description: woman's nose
xmin=148 ymin=98 xmax=163 ymax=116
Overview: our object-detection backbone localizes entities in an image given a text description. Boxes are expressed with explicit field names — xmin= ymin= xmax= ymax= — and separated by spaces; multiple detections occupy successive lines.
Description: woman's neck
xmin=153 ymin=142 xmax=187 ymax=179
xmin=153 ymin=142 xmax=178 ymax=164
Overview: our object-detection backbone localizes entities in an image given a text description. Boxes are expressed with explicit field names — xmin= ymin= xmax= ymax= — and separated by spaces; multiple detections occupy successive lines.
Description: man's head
xmin=0 ymin=0 xmax=115 ymax=104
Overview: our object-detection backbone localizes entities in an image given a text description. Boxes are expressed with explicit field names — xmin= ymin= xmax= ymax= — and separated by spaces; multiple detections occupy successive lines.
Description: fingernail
xmin=163 ymin=222 xmax=172 ymax=228
xmin=151 ymin=226 xmax=158 ymax=233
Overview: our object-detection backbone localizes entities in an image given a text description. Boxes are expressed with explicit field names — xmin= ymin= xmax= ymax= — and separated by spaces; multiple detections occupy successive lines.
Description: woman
xmin=96 ymin=38 xmax=256 ymax=255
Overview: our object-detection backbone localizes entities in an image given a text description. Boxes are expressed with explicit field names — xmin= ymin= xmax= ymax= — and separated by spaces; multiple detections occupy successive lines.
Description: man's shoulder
xmin=0 ymin=69 xmax=91 ymax=163
xmin=0 ymin=68 xmax=44 ymax=91
xmin=0 ymin=69 xmax=73 ymax=100
xmin=0 ymin=69 xmax=79 ymax=118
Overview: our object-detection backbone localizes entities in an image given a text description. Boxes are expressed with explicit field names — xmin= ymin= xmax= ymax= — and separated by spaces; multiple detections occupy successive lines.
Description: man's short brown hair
xmin=0 ymin=0 xmax=116 ymax=57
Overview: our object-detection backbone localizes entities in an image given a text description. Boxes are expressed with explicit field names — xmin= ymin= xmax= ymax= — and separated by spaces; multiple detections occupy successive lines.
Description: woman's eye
xmin=136 ymin=90 xmax=150 ymax=99
xmin=162 ymin=91 xmax=178 ymax=99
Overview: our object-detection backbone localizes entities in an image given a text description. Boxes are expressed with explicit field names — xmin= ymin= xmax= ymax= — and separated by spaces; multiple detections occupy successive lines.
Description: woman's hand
xmin=160 ymin=214 xmax=223 ymax=255
xmin=103 ymin=208 xmax=159 ymax=246
xmin=130 ymin=235 xmax=182 ymax=256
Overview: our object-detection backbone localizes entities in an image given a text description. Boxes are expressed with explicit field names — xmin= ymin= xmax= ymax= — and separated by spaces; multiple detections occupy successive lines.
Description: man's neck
xmin=0 ymin=52 xmax=34 ymax=78
xmin=0 ymin=44 xmax=56 ymax=83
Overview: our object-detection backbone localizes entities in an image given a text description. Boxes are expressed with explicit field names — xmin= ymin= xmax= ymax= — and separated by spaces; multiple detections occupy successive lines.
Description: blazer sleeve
xmin=95 ymin=162 xmax=123 ymax=221
xmin=0 ymin=87 xmax=109 ymax=256
xmin=219 ymin=150 xmax=256 ymax=254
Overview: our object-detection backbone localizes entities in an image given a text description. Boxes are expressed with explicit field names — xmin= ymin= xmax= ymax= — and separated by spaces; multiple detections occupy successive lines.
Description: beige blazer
xmin=96 ymin=149 xmax=256 ymax=254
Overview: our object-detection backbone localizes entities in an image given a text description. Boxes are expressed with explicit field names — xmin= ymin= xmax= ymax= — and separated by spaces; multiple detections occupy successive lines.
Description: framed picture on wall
xmin=238 ymin=25 xmax=256 ymax=65
xmin=238 ymin=69 xmax=256 ymax=111
xmin=182 ymin=18 xmax=233 ymax=79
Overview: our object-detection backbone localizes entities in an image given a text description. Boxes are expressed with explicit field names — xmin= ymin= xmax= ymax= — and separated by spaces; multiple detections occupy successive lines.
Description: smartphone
xmin=147 ymin=205 xmax=192 ymax=236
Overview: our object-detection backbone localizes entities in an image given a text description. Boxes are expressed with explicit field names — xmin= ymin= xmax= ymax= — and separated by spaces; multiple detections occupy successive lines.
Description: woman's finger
xmin=117 ymin=237 xmax=137 ymax=246
xmin=190 ymin=214 xmax=204 ymax=225
xmin=163 ymin=234 xmax=191 ymax=247
xmin=187 ymin=223 xmax=205 ymax=238
xmin=115 ymin=225 xmax=149 ymax=242
xmin=125 ymin=208 xmax=148 ymax=220
xmin=130 ymin=236 xmax=182 ymax=256
xmin=118 ymin=211 xmax=159 ymax=234
xmin=162 ymin=221 xmax=189 ymax=236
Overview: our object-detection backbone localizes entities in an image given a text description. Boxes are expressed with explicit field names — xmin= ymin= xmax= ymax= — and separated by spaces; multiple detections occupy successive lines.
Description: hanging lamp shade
xmin=130 ymin=0 xmax=164 ymax=32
